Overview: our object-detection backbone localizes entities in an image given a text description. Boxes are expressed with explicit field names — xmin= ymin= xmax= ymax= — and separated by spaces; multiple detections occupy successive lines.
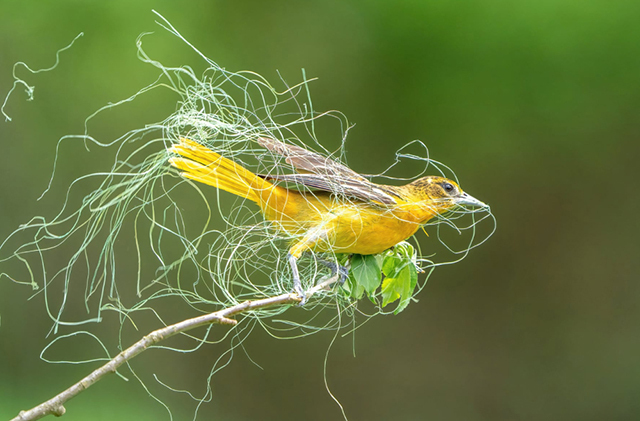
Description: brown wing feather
xmin=257 ymin=137 xmax=366 ymax=180
xmin=257 ymin=137 xmax=399 ymax=204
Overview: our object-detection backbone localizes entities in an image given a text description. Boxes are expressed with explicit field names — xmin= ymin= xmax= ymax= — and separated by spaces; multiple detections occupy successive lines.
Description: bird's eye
xmin=443 ymin=183 xmax=455 ymax=193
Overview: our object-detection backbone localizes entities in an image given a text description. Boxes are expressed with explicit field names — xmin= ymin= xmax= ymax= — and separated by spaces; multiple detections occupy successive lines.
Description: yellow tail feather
xmin=169 ymin=138 xmax=274 ymax=204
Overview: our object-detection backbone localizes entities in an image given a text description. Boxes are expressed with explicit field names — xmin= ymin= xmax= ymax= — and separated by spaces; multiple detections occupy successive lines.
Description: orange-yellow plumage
xmin=169 ymin=137 xmax=485 ymax=299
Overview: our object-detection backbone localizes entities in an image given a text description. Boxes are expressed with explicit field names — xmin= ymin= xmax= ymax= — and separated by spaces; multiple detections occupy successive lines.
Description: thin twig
xmin=12 ymin=276 xmax=338 ymax=421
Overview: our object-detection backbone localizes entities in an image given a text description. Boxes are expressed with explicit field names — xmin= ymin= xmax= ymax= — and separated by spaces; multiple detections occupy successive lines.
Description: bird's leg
xmin=315 ymin=257 xmax=350 ymax=284
xmin=287 ymin=253 xmax=305 ymax=303
xmin=288 ymin=225 xmax=331 ymax=305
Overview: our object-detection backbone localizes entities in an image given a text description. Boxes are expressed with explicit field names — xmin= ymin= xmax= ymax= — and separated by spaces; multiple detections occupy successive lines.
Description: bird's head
xmin=407 ymin=176 xmax=487 ymax=214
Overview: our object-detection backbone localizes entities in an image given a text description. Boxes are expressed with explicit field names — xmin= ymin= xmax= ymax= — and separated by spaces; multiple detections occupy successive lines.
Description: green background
xmin=1 ymin=1 xmax=640 ymax=420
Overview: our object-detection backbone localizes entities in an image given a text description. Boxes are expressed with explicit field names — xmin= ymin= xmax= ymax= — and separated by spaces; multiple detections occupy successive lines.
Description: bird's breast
xmin=261 ymin=191 xmax=429 ymax=255
xmin=316 ymin=203 xmax=422 ymax=255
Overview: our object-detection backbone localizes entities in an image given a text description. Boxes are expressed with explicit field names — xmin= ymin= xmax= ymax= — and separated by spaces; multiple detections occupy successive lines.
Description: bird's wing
xmin=262 ymin=173 xmax=399 ymax=204
xmin=257 ymin=137 xmax=399 ymax=205
xmin=257 ymin=137 xmax=366 ymax=180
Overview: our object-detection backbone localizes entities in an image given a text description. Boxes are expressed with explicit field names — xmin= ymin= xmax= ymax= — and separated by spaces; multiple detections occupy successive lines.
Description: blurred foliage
xmin=1 ymin=1 xmax=640 ymax=420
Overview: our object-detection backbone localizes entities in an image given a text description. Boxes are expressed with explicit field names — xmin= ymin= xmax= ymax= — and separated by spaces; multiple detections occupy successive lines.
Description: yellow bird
xmin=169 ymin=137 xmax=485 ymax=301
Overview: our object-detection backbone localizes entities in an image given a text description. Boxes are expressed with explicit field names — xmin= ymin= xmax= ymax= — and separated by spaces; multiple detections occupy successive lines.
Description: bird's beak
xmin=456 ymin=192 xmax=487 ymax=208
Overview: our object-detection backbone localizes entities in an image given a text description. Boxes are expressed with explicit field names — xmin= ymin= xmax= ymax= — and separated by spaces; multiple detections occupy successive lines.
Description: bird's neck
xmin=393 ymin=186 xmax=442 ymax=224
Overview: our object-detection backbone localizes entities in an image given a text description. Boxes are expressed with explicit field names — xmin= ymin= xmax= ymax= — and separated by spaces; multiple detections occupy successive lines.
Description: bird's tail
xmin=169 ymin=137 xmax=274 ymax=204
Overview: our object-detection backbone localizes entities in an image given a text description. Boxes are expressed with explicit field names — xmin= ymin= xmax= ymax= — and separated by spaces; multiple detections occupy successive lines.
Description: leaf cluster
xmin=341 ymin=242 xmax=419 ymax=314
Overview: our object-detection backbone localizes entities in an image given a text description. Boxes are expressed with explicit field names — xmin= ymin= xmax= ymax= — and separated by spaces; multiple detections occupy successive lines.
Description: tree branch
xmin=12 ymin=276 xmax=339 ymax=421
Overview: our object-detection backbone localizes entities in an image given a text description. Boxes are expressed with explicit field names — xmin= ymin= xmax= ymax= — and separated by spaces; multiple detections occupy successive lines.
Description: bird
xmin=168 ymin=137 xmax=486 ymax=302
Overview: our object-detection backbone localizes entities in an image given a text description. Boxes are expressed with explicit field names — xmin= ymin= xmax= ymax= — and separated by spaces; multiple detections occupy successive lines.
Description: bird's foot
xmin=336 ymin=265 xmax=350 ymax=283
xmin=316 ymin=258 xmax=350 ymax=284
xmin=293 ymin=283 xmax=307 ymax=306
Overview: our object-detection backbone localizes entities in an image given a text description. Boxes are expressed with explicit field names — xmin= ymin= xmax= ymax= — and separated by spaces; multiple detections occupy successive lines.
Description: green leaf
xmin=381 ymin=276 xmax=402 ymax=307
xmin=382 ymin=253 xmax=402 ymax=278
xmin=343 ymin=273 xmax=365 ymax=300
xmin=393 ymin=262 xmax=418 ymax=314
xmin=380 ymin=245 xmax=419 ymax=313
xmin=349 ymin=254 xmax=382 ymax=298
xmin=342 ymin=245 xmax=418 ymax=311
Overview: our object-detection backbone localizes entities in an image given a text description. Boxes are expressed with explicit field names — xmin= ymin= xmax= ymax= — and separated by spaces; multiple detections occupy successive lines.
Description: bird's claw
xmin=316 ymin=257 xmax=350 ymax=284
xmin=293 ymin=284 xmax=307 ymax=306
xmin=336 ymin=265 xmax=349 ymax=284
